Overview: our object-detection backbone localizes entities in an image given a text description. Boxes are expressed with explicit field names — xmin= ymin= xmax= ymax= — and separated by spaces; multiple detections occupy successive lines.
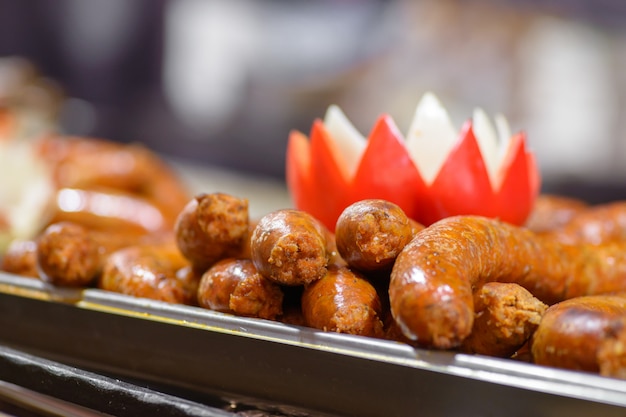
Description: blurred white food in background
xmin=518 ymin=16 xmax=618 ymax=182
xmin=164 ymin=0 xmax=258 ymax=133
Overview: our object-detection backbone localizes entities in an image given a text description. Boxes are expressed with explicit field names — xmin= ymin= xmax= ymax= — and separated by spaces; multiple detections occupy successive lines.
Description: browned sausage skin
xmin=197 ymin=258 xmax=283 ymax=320
xmin=301 ymin=264 xmax=384 ymax=338
xmin=36 ymin=222 xmax=102 ymax=286
xmin=1 ymin=239 xmax=39 ymax=278
xmin=49 ymin=188 xmax=175 ymax=235
xmin=531 ymin=294 xmax=626 ymax=373
xmin=524 ymin=194 xmax=588 ymax=234
xmin=546 ymin=201 xmax=626 ymax=245
xmin=335 ymin=199 xmax=414 ymax=273
xmin=35 ymin=221 xmax=164 ymax=287
xmin=460 ymin=282 xmax=548 ymax=358
xmin=250 ymin=209 xmax=330 ymax=286
xmin=389 ymin=215 xmax=626 ymax=349
xmin=597 ymin=317 xmax=626 ymax=378
xmin=175 ymin=193 xmax=250 ymax=274
xmin=38 ymin=135 xmax=191 ymax=221
xmin=99 ymin=242 xmax=194 ymax=304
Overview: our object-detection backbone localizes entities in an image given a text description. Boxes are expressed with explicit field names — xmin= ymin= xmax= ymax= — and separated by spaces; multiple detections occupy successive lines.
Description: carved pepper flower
xmin=286 ymin=92 xmax=540 ymax=231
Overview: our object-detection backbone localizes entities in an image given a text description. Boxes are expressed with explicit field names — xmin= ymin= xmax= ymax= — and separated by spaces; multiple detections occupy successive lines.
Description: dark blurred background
xmin=2 ymin=0 xmax=626 ymax=202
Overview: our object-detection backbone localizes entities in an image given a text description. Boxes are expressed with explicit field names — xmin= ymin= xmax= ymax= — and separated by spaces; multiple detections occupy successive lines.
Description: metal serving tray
xmin=1 ymin=272 xmax=626 ymax=417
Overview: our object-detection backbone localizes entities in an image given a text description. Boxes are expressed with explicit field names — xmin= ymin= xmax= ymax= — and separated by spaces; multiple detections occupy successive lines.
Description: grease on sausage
xmin=531 ymin=294 xmax=626 ymax=372
xmin=335 ymin=199 xmax=414 ymax=273
xmin=175 ymin=193 xmax=250 ymax=274
xmin=301 ymin=264 xmax=384 ymax=338
xmin=99 ymin=242 xmax=194 ymax=304
xmin=197 ymin=258 xmax=283 ymax=320
xmin=250 ymin=209 xmax=330 ymax=286
xmin=460 ymin=282 xmax=548 ymax=358
xmin=389 ymin=215 xmax=626 ymax=349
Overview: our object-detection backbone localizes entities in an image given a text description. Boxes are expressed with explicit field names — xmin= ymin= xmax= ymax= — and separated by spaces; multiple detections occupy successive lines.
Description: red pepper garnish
xmin=286 ymin=93 xmax=541 ymax=231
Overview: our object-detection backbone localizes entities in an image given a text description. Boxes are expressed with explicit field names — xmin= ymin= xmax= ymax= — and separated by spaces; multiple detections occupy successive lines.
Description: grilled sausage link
xmin=460 ymin=282 xmax=548 ymax=358
xmin=597 ymin=317 xmax=626 ymax=379
xmin=35 ymin=222 xmax=161 ymax=287
xmin=49 ymin=188 xmax=175 ymax=235
xmin=250 ymin=209 xmax=330 ymax=286
xmin=531 ymin=294 xmax=626 ymax=373
xmin=547 ymin=201 xmax=626 ymax=245
xmin=301 ymin=264 xmax=384 ymax=338
xmin=524 ymin=194 xmax=588 ymax=234
xmin=36 ymin=222 xmax=104 ymax=286
xmin=175 ymin=193 xmax=250 ymax=274
xmin=335 ymin=199 xmax=414 ymax=273
xmin=38 ymin=135 xmax=191 ymax=221
xmin=99 ymin=242 xmax=195 ymax=304
xmin=1 ymin=239 xmax=39 ymax=278
xmin=197 ymin=258 xmax=283 ymax=320
xmin=389 ymin=215 xmax=626 ymax=349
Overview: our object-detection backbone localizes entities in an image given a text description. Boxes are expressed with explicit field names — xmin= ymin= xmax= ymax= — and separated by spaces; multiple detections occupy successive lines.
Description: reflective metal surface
xmin=1 ymin=272 xmax=626 ymax=417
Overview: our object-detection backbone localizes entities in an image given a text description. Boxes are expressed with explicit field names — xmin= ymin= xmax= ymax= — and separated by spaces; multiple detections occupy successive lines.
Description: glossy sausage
xmin=547 ymin=201 xmax=626 ymax=245
xmin=175 ymin=193 xmax=250 ymax=274
xmin=38 ymin=135 xmax=191 ymax=221
xmin=524 ymin=194 xmax=588 ymax=234
xmin=1 ymin=239 xmax=39 ymax=278
xmin=36 ymin=222 xmax=168 ymax=287
xmin=49 ymin=188 xmax=175 ymax=235
xmin=389 ymin=215 xmax=626 ymax=349
xmin=301 ymin=264 xmax=384 ymax=338
xmin=250 ymin=209 xmax=330 ymax=286
xmin=335 ymin=199 xmax=414 ymax=273
xmin=531 ymin=294 xmax=626 ymax=373
xmin=460 ymin=282 xmax=548 ymax=358
xmin=197 ymin=258 xmax=283 ymax=320
xmin=99 ymin=242 xmax=194 ymax=304
xmin=36 ymin=222 xmax=103 ymax=286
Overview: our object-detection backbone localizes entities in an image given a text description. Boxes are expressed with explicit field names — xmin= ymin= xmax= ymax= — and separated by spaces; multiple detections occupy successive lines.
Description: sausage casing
xmin=250 ymin=209 xmax=329 ymax=286
xmin=197 ymin=258 xmax=283 ymax=320
xmin=460 ymin=282 xmax=548 ymax=358
xmin=531 ymin=294 xmax=626 ymax=372
xmin=99 ymin=243 xmax=194 ymax=304
xmin=335 ymin=199 xmax=414 ymax=273
xmin=301 ymin=264 xmax=384 ymax=338
xmin=175 ymin=193 xmax=249 ymax=274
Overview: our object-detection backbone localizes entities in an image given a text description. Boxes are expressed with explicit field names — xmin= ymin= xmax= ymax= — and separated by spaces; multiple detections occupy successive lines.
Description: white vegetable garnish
xmin=404 ymin=92 xmax=458 ymax=185
xmin=323 ymin=105 xmax=366 ymax=178
xmin=0 ymin=138 xmax=55 ymax=252
xmin=321 ymin=92 xmax=516 ymax=190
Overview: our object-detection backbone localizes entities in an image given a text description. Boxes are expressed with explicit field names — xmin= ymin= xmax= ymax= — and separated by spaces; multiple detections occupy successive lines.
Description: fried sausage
xmin=197 ymin=258 xmax=283 ymax=320
xmin=597 ymin=317 xmax=626 ymax=379
xmin=335 ymin=199 xmax=414 ymax=273
xmin=36 ymin=222 xmax=167 ymax=287
xmin=49 ymin=188 xmax=175 ymax=235
xmin=547 ymin=201 xmax=626 ymax=245
xmin=99 ymin=242 xmax=194 ymax=304
xmin=524 ymin=194 xmax=588 ymax=234
xmin=250 ymin=209 xmax=330 ymax=286
xmin=389 ymin=215 xmax=626 ymax=349
xmin=301 ymin=264 xmax=384 ymax=338
xmin=175 ymin=193 xmax=249 ymax=274
xmin=531 ymin=294 xmax=626 ymax=373
xmin=460 ymin=282 xmax=548 ymax=358
xmin=38 ymin=135 xmax=190 ymax=220
xmin=36 ymin=222 xmax=103 ymax=286
xmin=1 ymin=239 xmax=39 ymax=278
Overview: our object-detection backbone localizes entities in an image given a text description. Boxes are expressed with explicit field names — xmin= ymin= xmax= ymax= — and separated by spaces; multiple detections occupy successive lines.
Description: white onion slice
xmin=404 ymin=92 xmax=458 ymax=185
xmin=323 ymin=105 xmax=366 ymax=178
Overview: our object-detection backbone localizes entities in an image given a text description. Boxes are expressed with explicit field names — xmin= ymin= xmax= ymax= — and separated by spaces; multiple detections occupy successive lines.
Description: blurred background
xmin=1 ymin=0 xmax=626 ymax=202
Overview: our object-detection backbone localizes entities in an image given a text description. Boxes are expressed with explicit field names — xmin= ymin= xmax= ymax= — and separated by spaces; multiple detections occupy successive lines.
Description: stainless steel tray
xmin=1 ymin=272 xmax=626 ymax=417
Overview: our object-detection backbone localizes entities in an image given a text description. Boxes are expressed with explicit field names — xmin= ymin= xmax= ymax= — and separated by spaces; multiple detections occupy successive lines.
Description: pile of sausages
xmin=3 ymin=137 xmax=626 ymax=380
